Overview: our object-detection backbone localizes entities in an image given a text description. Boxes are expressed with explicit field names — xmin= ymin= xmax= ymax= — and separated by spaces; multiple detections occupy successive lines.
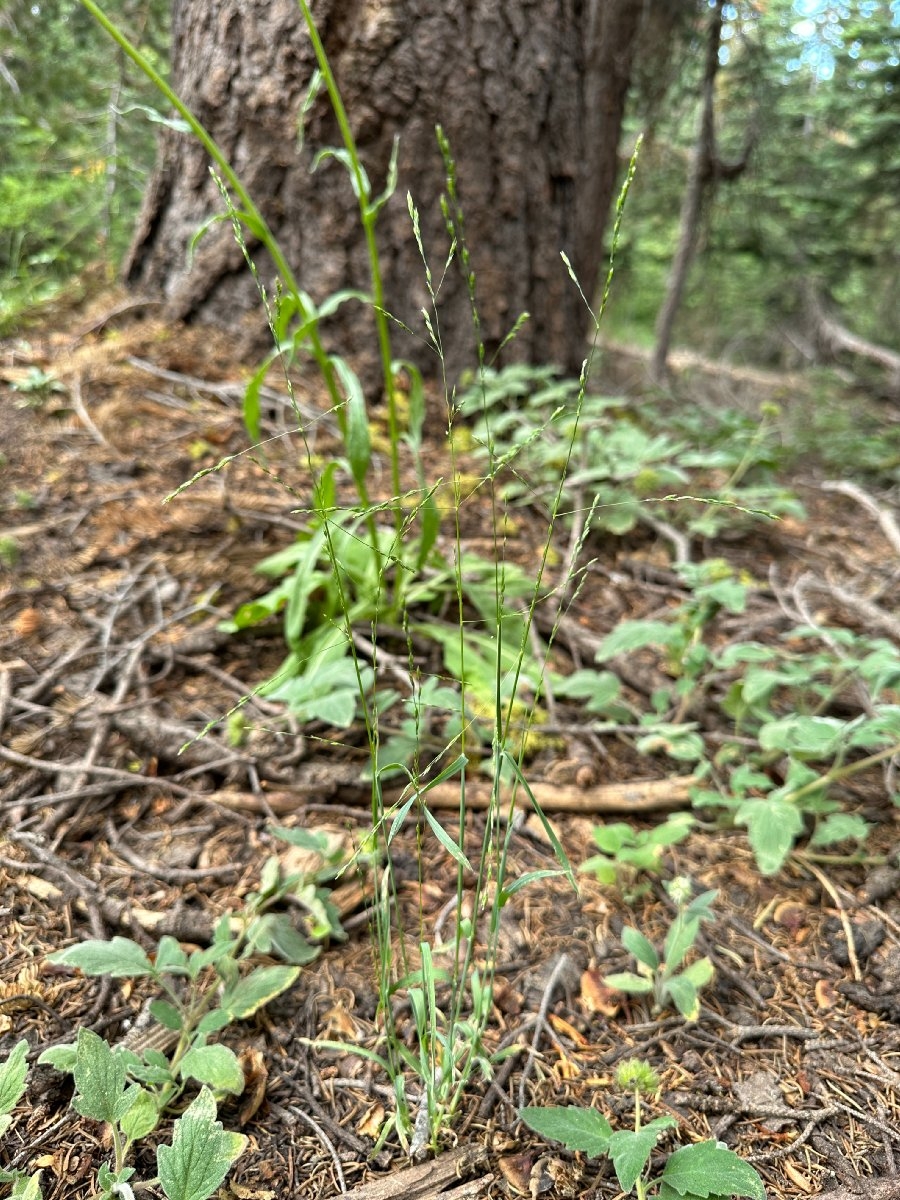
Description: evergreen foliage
xmin=0 ymin=0 xmax=168 ymax=329
xmin=611 ymin=0 xmax=900 ymax=364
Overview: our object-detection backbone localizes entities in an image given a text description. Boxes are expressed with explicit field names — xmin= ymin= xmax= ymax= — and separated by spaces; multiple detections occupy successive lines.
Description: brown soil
xmin=2 ymin=290 xmax=900 ymax=1200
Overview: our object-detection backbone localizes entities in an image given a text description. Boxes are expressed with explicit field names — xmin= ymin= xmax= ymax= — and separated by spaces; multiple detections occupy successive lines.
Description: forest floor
xmin=2 ymin=290 xmax=900 ymax=1200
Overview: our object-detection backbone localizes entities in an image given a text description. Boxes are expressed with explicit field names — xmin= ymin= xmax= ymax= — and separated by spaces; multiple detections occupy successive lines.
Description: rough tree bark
xmin=125 ymin=0 xmax=649 ymax=385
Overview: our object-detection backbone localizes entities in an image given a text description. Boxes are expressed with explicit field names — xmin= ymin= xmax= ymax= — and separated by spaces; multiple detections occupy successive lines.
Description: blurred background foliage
xmin=0 ymin=0 xmax=169 ymax=331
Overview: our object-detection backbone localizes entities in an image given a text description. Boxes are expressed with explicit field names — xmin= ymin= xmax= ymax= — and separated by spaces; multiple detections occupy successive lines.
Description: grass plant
xmin=53 ymin=0 xmax=645 ymax=1165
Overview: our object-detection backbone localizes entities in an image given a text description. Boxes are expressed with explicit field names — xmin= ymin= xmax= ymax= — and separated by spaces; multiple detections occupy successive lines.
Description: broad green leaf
xmin=648 ymin=814 xmax=695 ymax=847
xmin=736 ymin=797 xmax=804 ymax=875
xmin=596 ymin=620 xmax=680 ymax=660
xmin=622 ymin=926 xmax=659 ymax=970
xmin=679 ymin=957 xmax=715 ymax=989
xmin=158 ymin=1088 xmax=247 ymax=1200
xmin=684 ymin=890 xmax=718 ymax=922
xmin=591 ymin=823 xmax=634 ymax=855
xmin=663 ymin=916 xmax=700 ymax=973
xmin=149 ymin=1000 xmax=184 ymax=1032
xmin=661 ymin=1141 xmax=765 ymax=1200
xmin=179 ymin=1045 xmax=245 ymax=1096
xmin=717 ymin=643 xmax=775 ymax=667
xmin=188 ymin=940 xmax=238 ymax=976
xmin=70 ymin=1029 xmax=139 ymax=1124
xmin=518 ymin=1105 xmax=612 ymax=1157
xmin=607 ymin=1127 xmax=662 ymax=1191
xmin=37 ymin=1043 xmax=77 ymax=1073
xmin=221 ymin=965 xmax=300 ymax=1020
xmin=809 ymin=812 xmax=870 ymax=848
xmin=553 ymin=669 xmax=622 ymax=710
xmin=119 ymin=1086 xmax=161 ymax=1141
xmin=10 ymin=1172 xmax=43 ymax=1200
xmin=269 ymin=826 xmax=332 ymax=852
xmin=154 ymin=937 xmax=190 ymax=976
xmin=758 ymin=715 xmax=846 ymax=760
xmin=663 ymin=975 xmax=701 ymax=1021
xmin=252 ymin=913 xmax=321 ymax=965
xmin=0 ymin=1040 xmax=29 ymax=1117
xmin=603 ymin=971 xmax=654 ymax=995
xmin=47 ymin=937 xmax=155 ymax=978
xmin=848 ymin=708 xmax=900 ymax=748
xmin=196 ymin=1010 xmax=232 ymax=1036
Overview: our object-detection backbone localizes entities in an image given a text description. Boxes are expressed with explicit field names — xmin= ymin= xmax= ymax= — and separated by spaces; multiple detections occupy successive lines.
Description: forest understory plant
xmin=520 ymin=1058 xmax=764 ymax=1200
xmin=603 ymin=882 xmax=718 ymax=1021
xmin=68 ymin=0 xmax=648 ymax=1159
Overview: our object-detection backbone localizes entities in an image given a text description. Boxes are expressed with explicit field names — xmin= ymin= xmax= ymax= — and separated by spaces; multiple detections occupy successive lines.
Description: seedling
xmin=581 ymin=814 xmax=695 ymax=898
xmin=0 ymin=841 xmax=339 ymax=1198
xmin=1 ymin=1038 xmax=243 ymax=1200
xmin=520 ymin=1058 xmax=765 ymax=1200
xmin=604 ymin=883 xmax=717 ymax=1021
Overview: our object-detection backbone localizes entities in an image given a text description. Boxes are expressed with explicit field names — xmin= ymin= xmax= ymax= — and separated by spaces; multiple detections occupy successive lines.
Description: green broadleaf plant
xmin=604 ymin=884 xmax=718 ymax=1021
xmin=11 ymin=846 xmax=336 ymax=1198
xmin=520 ymin=1058 xmax=764 ymax=1200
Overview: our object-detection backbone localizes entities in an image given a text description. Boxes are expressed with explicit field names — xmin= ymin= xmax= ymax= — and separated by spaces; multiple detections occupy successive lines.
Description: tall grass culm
xmin=76 ymin=0 xmax=640 ymax=1157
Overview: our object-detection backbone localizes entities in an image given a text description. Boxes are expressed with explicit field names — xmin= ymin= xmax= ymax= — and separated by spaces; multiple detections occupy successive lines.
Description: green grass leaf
xmin=158 ymin=1088 xmax=247 ymax=1200
xmin=422 ymin=805 xmax=474 ymax=871
xmin=518 ymin=1105 xmax=612 ymax=1157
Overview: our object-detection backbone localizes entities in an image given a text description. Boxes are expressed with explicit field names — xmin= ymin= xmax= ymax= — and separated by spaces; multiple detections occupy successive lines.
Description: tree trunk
xmin=125 ymin=0 xmax=647 ymax=386
xmin=805 ymin=284 xmax=900 ymax=399
xmin=651 ymin=0 xmax=724 ymax=384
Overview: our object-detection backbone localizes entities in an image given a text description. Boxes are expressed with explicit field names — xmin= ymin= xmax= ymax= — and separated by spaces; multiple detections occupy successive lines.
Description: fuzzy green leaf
xmin=663 ymin=916 xmax=700 ymax=973
xmin=660 ymin=1141 xmax=765 ymax=1200
xmin=622 ymin=926 xmax=660 ymax=970
xmin=70 ymin=1029 xmax=139 ymax=1125
xmin=47 ymin=937 xmax=155 ymax=978
xmin=608 ymin=1127 xmax=663 ymax=1192
xmin=604 ymin=971 xmax=655 ymax=995
xmin=154 ymin=937 xmax=190 ymax=976
xmin=119 ymin=1086 xmax=161 ymax=1141
xmin=10 ymin=1172 xmax=43 ymax=1200
xmin=157 ymin=1088 xmax=247 ymax=1200
xmin=0 ymin=1040 xmax=29 ymax=1119
xmin=596 ymin=620 xmax=680 ymax=660
xmin=663 ymin=974 xmax=701 ymax=1021
xmin=221 ymin=965 xmax=300 ymax=1020
xmin=736 ymin=797 xmax=805 ymax=875
xmin=179 ymin=1045 xmax=245 ymax=1096
xmin=37 ymin=1043 xmax=77 ymax=1073
xmin=518 ymin=1106 xmax=612 ymax=1157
